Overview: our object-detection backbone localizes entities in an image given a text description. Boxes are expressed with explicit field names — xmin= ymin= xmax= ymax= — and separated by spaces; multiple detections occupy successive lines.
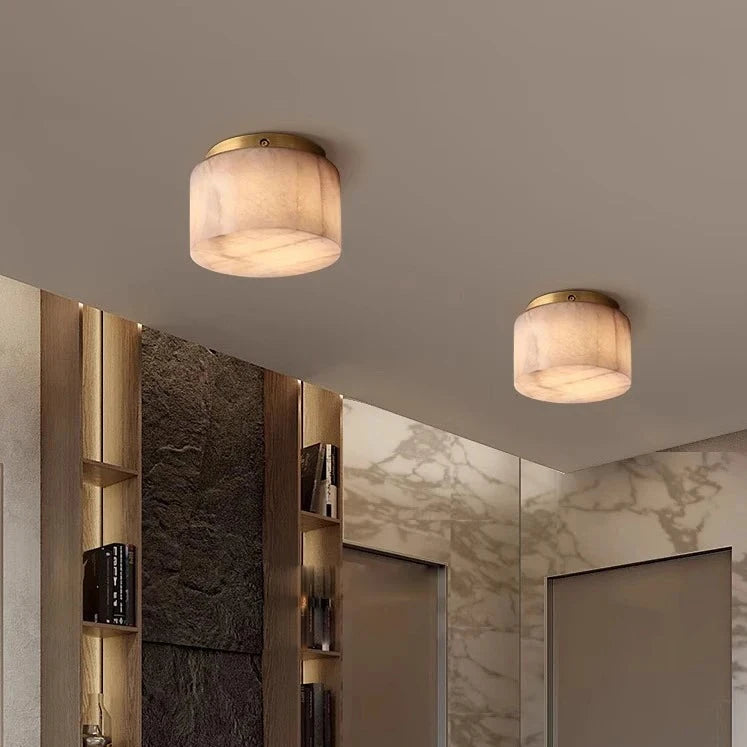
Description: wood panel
xmin=82 ymin=307 xmax=102 ymax=461
xmin=301 ymin=381 xmax=344 ymax=745
xmin=101 ymin=318 xmax=142 ymax=747
xmin=302 ymin=383 xmax=342 ymax=448
xmin=264 ymin=371 xmax=302 ymax=747
xmin=41 ymin=291 xmax=83 ymax=747
xmin=102 ymin=314 xmax=140 ymax=470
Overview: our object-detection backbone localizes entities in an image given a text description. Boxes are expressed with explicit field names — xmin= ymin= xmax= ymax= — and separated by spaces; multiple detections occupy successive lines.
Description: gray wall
xmin=0 ymin=275 xmax=40 ymax=746
xmin=141 ymin=328 xmax=264 ymax=746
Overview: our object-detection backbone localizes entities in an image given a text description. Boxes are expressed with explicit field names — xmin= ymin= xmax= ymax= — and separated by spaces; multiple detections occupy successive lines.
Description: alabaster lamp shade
xmin=514 ymin=290 xmax=632 ymax=404
xmin=190 ymin=133 xmax=341 ymax=277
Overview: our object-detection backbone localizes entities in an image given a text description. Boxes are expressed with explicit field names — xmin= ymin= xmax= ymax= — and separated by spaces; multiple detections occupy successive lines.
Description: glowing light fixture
xmin=514 ymin=290 xmax=631 ymax=403
xmin=190 ymin=132 xmax=341 ymax=277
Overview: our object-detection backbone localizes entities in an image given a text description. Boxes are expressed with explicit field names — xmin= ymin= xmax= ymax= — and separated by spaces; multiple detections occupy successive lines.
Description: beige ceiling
xmin=2 ymin=0 xmax=747 ymax=471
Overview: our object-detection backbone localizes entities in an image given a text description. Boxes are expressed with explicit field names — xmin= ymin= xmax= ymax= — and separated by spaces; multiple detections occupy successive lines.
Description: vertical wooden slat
xmin=264 ymin=372 xmax=302 ymax=747
xmin=81 ymin=307 xmax=104 ymax=703
xmin=101 ymin=317 xmax=142 ymax=747
xmin=82 ymin=307 xmax=102 ymax=462
xmin=41 ymin=291 xmax=82 ymax=746
xmin=102 ymin=313 xmax=140 ymax=470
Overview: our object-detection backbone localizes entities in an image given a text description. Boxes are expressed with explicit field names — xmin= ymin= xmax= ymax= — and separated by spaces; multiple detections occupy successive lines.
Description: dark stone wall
xmin=141 ymin=328 xmax=264 ymax=746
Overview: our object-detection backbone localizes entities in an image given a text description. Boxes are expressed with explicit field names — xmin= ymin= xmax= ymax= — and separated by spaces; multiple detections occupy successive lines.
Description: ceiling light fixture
xmin=514 ymin=290 xmax=631 ymax=404
xmin=190 ymin=132 xmax=341 ymax=277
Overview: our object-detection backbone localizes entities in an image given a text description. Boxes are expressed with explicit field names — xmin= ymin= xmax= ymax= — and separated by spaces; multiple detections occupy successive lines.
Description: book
xmin=125 ymin=544 xmax=136 ymax=626
xmin=301 ymin=444 xmax=339 ymax=517
xmin=323 ymin=689 xmax=334 ymax=747
xmin=301 ymin=683 xmax=314 ymax=747
xmin=82 ymin=543 xmax=137 ymax=626
xmin=301 ymin=565 xmax=335 ymax=651
xmin=312 ymin=683 xmax=324 ymax=747
xmin=301 ymin=444 xmax=325 ymax=513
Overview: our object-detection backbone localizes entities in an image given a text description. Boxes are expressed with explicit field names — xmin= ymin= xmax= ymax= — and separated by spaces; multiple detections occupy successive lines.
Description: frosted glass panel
xmin=342 ymin=547 xmax=442 ymax=747
xmin=549 ymin=550 xmax=731 ymax=747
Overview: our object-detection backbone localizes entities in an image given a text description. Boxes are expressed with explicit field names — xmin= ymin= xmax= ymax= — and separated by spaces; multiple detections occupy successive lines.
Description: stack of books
xmin=301 ymin=443 xmax=339 ymax=518
xmin=83 ymin=543 xmax=137 ymax=626
xmin=301 ymin=566 xmax=335 ymax=651
xmin=301 ymin=683 xmax=334 ymax=747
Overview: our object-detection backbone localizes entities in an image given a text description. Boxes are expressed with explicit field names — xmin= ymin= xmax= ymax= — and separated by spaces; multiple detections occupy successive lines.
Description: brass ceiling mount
xmin=525 ymin=289 xmax=619 ymax=312
xmin=204 ymin=132 xmax=326 ymax=160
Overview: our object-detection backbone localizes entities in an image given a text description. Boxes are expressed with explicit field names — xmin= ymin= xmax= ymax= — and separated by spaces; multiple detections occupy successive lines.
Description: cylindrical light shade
xmin=190 ymin=133 xmax=341 ymax=277
xmin=514 ymin=290 xmax=631 ymax=403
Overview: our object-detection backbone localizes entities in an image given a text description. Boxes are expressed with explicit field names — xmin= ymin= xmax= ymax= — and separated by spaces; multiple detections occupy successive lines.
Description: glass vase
xmin=81 ymin=693 xmax=112 ymax=747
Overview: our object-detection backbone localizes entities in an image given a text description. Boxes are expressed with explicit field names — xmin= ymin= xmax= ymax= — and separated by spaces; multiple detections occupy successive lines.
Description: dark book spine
xmin=323 ymin=689 xmax=333 ymax=747
xmin=82 ymin=549 xmax=98 ymax=622
xmin=312 ymin=683 xmax=324 ymax=747
xmin=112 ymin=544 xmax=125 ymax=624
xmin=303 ymin=684 xmax=314 ymax=747
xmin=102 ymin=546 xmax=113 ymax=624
xmin=300 ymin=685 xmax=306 ymax=747
xmin=126 ymin=545 xmax=136 ymax=626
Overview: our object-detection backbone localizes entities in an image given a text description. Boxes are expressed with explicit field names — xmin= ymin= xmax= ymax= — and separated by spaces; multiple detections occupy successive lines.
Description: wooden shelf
xmin=300 ymin=510 xmax=341 ymax=533
xmin=83 ymin=621 xmax=139 ymax=638
xmin=82 ymin=458 xmax=138 ymax=488
xmin=301 ymin=648 xmax=341 ymax=661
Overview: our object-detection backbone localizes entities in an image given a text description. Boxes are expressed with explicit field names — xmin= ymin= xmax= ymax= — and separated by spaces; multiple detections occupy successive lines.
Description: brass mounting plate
xmin=204 ymin=132 xmax=326 ymax=159
xmin=525 ymin=290 xmax=620 ymax=311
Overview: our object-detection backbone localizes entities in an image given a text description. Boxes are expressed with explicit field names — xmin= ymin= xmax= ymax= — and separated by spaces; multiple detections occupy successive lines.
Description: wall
xmin=343 ymin=400 xmax=520 ymax=747
xmin=521 ymin=452 xmax=747 ymax=747
xmin=0 ymin=276 xmax=40 ymax=746
xmin=141 ymin=328 xmax=264 ymax=746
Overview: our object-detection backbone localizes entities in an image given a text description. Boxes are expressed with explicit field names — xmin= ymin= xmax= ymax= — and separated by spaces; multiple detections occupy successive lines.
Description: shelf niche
xmin=264 ymin=376 xmax=344 ymax=747
xmin=41 ymin=296 xmax=142 ymax=747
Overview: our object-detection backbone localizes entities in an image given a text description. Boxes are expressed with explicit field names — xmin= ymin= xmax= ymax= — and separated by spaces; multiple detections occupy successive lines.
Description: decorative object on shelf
xmin=190 ymin=132 xmax=342 ymax=277
xmin=83 ymin=543 xmax=137 ymax=626
xmin=81 ymin=693 xmax=112 ymax=747
xmin=301 ymin=683 xmax=335 ymax=747
xmin=514 ymin=289 xmax=632 ymax=403
xmin=301 ymin=566 xmax=335 ymax=652
xmin=301 ymin=443 xmax=339 ymax=518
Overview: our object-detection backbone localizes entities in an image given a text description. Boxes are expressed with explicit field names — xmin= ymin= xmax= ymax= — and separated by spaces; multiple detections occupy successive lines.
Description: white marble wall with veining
xmin=521 ymin=453 xmax=747 ymax=747
xmin=343 ymin=400 xmax=520 ymax=747
xmin=0 ymin=275 xmax=40 ymax=745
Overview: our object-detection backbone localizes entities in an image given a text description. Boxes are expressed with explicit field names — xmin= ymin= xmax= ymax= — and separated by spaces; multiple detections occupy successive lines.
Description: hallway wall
xmin=343 ymin=400 xmax=520 ymax=747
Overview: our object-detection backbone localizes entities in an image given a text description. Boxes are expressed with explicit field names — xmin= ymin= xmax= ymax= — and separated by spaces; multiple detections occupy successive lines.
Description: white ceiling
xmin=3 ymin=0 xmax=747 ymax=471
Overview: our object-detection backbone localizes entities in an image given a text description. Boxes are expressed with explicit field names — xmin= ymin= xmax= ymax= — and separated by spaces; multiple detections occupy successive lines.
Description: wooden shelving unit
xmin=264 ymin=374 xmax=344 ymax=747
xmin=41 ymin=294 xmax=142 ymax=747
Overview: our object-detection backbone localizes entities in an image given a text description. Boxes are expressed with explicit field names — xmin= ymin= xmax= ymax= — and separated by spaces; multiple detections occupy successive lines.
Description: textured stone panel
xmin=143 ymin=642 xmax=262 ymax=747
xmin=142 ymin=328 xmax=264 ymax=652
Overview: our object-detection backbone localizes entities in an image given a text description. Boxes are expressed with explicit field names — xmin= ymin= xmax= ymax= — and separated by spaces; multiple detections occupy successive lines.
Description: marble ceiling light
xmin=190 ymin=132 xmax=341 ymax=277
xmin=514 ymin=290 xmax=632 ymax=404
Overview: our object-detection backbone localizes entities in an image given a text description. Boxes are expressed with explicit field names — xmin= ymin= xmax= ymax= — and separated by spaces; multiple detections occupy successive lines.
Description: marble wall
xmin=343 ymin=400 xmax=520 ymax=747
xmin=0 ymin=276 xmax=40 ymax=746
xmin=521 ymin=453 xmax=747 ymax=747
xmin=141 ymin=329 xmax=264 ymax=746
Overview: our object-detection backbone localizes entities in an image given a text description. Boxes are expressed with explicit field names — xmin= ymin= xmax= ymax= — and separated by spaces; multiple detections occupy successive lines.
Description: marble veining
xmin=521 ymin=452 xmax=747 ymax=747
xmin=344 ymin=400 xmax=520 ymax=747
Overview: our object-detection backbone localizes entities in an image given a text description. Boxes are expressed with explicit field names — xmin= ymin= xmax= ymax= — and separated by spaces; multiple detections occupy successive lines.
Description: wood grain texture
xmin=264 ymin=371 xmax=302 ymax=747
xmin=300 ymin=382 xmax=344 ymax=744
xmin=101 ymin=319 xmax=142 ymax=747
xmin=41 ymin=291 xmax=83 ymax=747
xmin=302 ymin=383 xmax=342 ymax=448
xmin=82 ymin=458 xmax=138 ymax=488
xmin=103 ymin=314 xmax=140 ymax=470
xmin=82 ymin=306 xmax=102 ymax=461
